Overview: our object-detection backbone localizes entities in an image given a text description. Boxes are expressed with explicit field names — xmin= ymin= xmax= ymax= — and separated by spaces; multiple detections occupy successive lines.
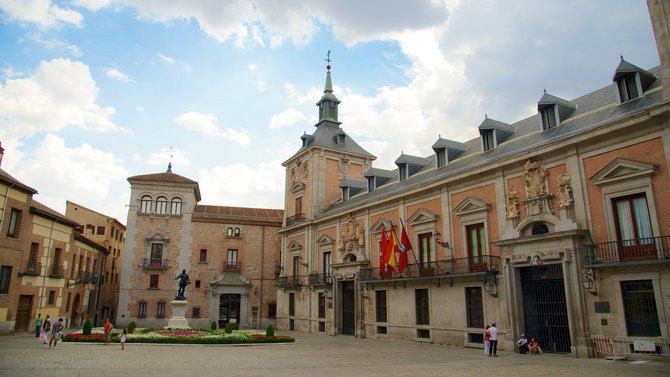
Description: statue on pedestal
xmin=175 ymin=269 xmax=190 ymax=300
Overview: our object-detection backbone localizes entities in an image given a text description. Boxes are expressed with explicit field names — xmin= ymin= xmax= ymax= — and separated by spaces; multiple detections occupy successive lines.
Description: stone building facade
xmin=276 ymin=1 xmax=670 ymax=357
xmin=66 ymin=201 xmax=125 ymax=323
xmin=117 ymin=166 xmax=283 ymax=329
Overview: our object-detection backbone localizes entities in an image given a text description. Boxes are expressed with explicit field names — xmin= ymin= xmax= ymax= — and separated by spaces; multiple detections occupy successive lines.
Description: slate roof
xmin=30 ymin=200 xmax=79 ymax=228
xmin=0 ymin=168 xmax=37 ymax=194
xmin=287 ymin=124 xmax=376 ymax=162
xmin=613 ymin=58 xmax=656 ymax=82
xmin=316 ymin=65 xmax=664 ymax=219
xmin=478 ymin=116 xmax=515 ymax=133
xmin=395 ymin=153 xmax=430 ymax=166
xmin=538 ymin=92 xmax=576 ymax=110
xmin=338 ymin=178 xmax=367 ymax=189
xmin=193 ymin=205 xmax=283 ymax=224
xmin=364 ymin=167 xmax=396 ymax=179
xmin=431 ymin=138 xmax=468 ymax=152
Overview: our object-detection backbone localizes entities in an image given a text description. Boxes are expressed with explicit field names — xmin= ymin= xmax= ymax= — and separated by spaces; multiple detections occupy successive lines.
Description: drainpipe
xmin=259 ymin=225 xmax=265 ymax=329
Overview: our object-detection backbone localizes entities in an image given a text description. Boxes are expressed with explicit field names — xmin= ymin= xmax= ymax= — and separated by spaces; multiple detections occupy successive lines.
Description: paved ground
xmin=0 ymin=332 xmax=668 ymax=377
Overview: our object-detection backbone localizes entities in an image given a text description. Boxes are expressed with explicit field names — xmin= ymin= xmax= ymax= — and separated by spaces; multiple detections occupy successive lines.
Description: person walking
xmin=488 ymin=323 xmax=499 ymax=357
xmin=103 ymin=318 xmax=112 ymax=345
xmin=41 ymin=315 xmax=51 ymax=345
xmin=34 ymin=313 xmax=43 ymax=338
xmin=48 ymin=318 xmax=64 ymax=348
xmin=483 ymin=325 xmax=491 ymax=356
xmin=120 ymin=329 xmax=127 ymax=350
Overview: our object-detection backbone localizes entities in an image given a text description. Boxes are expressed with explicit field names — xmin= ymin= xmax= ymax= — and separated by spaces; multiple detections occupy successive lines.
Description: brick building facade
xmin=117 ymin=166 xmax=283 ymax=329
xmin=276 ymin=1 xmax=670 ymax=357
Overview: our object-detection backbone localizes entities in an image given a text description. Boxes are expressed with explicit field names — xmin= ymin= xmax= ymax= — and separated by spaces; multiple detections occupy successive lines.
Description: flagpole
xmin=400 ymin=218 xmax=422 ymax=275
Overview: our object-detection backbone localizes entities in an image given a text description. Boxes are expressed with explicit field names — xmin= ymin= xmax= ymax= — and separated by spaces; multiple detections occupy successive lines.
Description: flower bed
xmin=63 ymin=328 xmax=294 ymax=345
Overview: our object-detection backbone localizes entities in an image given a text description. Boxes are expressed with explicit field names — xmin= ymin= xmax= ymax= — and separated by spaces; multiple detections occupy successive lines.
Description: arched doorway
xmin=71 ymin=294 xmax=81 ymax=328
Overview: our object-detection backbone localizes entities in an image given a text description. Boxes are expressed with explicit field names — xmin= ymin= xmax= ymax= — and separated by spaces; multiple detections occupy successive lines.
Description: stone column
xmin=648 ymin=0 xmax=670 ymax=100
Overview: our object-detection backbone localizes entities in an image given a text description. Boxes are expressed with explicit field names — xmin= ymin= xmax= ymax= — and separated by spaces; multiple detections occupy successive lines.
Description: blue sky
xmin=0 ymin=0 xmax=661 ymax=222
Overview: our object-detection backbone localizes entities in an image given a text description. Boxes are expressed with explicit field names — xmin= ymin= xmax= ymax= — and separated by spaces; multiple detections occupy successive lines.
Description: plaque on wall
xmin=594 ymin=301 xmax=610 ymax=313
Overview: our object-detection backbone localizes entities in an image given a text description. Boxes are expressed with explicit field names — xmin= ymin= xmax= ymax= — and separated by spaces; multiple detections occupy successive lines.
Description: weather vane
xmin=325 ymin=50 xmax=332 ymax=70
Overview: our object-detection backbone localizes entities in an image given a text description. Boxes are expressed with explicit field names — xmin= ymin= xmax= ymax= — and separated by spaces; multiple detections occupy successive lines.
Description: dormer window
xmin=436 ymin=148 xmax=446 ymax=168
xmin=367 ymin=177 xmax=375 ymax=192
xmin=540 ymin=105 xmax=558 ymax=130
xmin=302 ymin=138 xmax=307 ymax=147
xmin=337 ymin=133 xmax=345 ymax=144
xmin=398 ymin=164 xmax=408 ymax=181
xmin=617 ymin=73 xmax=640 ymax=102
xmin=342 ymin=187 xmax=350 ymax=201
xmin=482 ymin=130 xmax=495 ymax=151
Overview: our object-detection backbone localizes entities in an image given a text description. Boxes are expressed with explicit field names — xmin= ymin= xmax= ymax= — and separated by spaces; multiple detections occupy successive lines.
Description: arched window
xmin=531 ymin=222 xmax=550 ymax=236
xmin=227 ymin=227 xmax=233 ymax=237
xmin=156 ymin=196 xmax=168 ymax=215
xmin=140 ymin=196 xmax=152 ymax=213
xmin=171 ymin=197 xmax=182 ymax=215
xmin=234 ymin=227 xmax=240 ymax=237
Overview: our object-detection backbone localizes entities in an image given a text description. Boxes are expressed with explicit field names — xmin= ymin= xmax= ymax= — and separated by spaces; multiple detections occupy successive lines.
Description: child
xmin=120 ymin=329 xmax=127 ymax=350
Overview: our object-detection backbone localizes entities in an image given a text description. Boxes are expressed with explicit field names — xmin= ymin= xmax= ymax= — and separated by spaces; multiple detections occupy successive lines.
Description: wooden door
xmin=15 ymin=295 xmax=33 ymax=332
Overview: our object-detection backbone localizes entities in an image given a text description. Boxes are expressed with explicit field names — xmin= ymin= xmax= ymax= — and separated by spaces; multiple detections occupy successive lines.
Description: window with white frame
xmin=156 ymin=196 xmax=168 ymax=214
xmin=140 ymin=195 xmax=152 ymax=213
xmin=612 ymin=193 xmax=653 ymax=244
xmin=171 ymin=197 xmax=182 ymax=215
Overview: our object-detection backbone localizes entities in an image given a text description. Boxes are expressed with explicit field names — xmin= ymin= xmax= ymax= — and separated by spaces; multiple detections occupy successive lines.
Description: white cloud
xmin=158 ymin=53 xmax=176 ymax=65
xmin=15 ymin=133 xmax=128 ymax=219
xmin=269 ymin=107 xmax=308 ymax=130
xmin=198 ymin=159 xmax=284 ymax=209
xmin=72 ymin=0 xmax=111 ymax=11
xmin=136 ymin=106 xmax=144 ymax=113
xmin=0 ymin=0 xmax=83 ymax=29
xmin=269 ymin=34 xmax=283 ymax=49
xmin=255 ymin=80 xmax=266 ymax=92
xmin=147 ymin=147 xmax=190 ymax=167
xmin=174 ymin=111 xmax=250 ymax=147
xmin=0 ymin=58 xmax=129 ymax=169
xmin=105 ymin=68 xmax=135 ymax=83
xmin=247 ymin=63 xmax=256 ymax=72
xmin=30 ymin=33 xmax=83 ymax=56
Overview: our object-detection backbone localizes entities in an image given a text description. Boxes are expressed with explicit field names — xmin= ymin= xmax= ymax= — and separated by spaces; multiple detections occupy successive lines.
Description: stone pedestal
xmin=166 ymin=300 xmax=190 ymax=329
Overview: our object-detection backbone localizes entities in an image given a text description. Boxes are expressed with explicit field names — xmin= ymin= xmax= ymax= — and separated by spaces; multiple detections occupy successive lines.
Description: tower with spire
xmin=281 ymin=56 xmax=376 ymax=225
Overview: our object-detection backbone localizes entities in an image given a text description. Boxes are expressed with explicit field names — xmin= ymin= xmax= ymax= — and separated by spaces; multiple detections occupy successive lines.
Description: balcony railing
xmin=360 ymin=255 xmax=500 ymax=282
xmin=142 ymin=258 xmax=168 ymax=270
xmin=48 ymin=266 xmax=64 ymax=279
xmin=278 ymin=275 xmax=303 ymax=288
xmin=22 ymin=262 xmax=41 ymax=276
xmin=286 ymin=213 xmax=307 ymax=226
xmin=223 ymin=261 xmax=241 ymax=272
xmin=583 ymin=235 xmax=670 ymax=267
xmin=308 ymin=273 xmax=332 ymax=286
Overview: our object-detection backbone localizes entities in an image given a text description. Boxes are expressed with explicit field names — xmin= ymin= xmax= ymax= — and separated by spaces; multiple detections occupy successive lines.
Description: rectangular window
xmin=318 ymin=292 xmax=326 ymax=318
xmin=268 ymin=302 xmax=277 ymax=319
xmin=417 ymin=329 xmax=431 ymax=339
xmin=199 ymin=249 xmax=207 ymax=263
xmin=52 ymin=248 xmax=62 ymax=275
xmin=418 ymin=233 xmax=435 ymax=269
xmin=138 ymin=301 xmax=147 ymax=318
xmin=482 ymin=130 xmax=494 ymax=151
xmin=399 ymin=164 xmax=407 ymax=181
xmin=78 ymin=255 xmax=83 ymax=273
xmin=367 ymin=177 xmax=375 ymax=192
xmin=323 ymin=252 xmax=332 ymax=277
xmin=28 ymin=243 xmax=39 ymax=275
xmin=192 ymin=307 xmax=200 ymax=318
xmin=541 ymin=105 xmax=557 ymax=130
xmin=466 ymin=223 xmax=487 ymax=264
xmin=150 ymin=243 xmax=163 ymax=261
xmin=7 ymin=208 xmax=21 ymax=238
xmin=96 ymin=226 xmax=105 ymax=235
xmin=292 ymin=256 xmax=300 ymax=277
xmin=465 ymin=287 xmax=484 ymax=328
xmin=0 ymin=266 xmax=12 ymax=294
xmin=195 ymin=280 xmax=201 ymax=289
xmin=295 ymin=197 xmax=302 ymax=215
xmin=289 ymin=292 xmax=295 ymax=317
xmin=66 ymin=292 xmax=71 ymax=311
xmin=377 ymin=326 xmax=388 ymax=335
xmin=618 ymin=74 xmax=640 ymax=102
xmin=157 ymin=302 xmax=165 ymax=318
xmin=612 ymin=194 xmax=653 ymax=243
xmin=436 ymin=149 xmax=446 ymax=168
xmin=48 ymin=290 xmax=55 ymax=305
xmin=375 ymin=290 xmax=388 ymax=323
xmin=621 ymin=280 xmax=661 ymax=337
xmin=149 ymin=274 xmax=159 ymax=289
xmin=70 ymin=255 xmax=76 ymax=278
xmin=318 ymin=321 xmax=326 ymax=332
xmin=415 ymin=289 xmax=430 ymax=325
xmin=227 ymin=249 xmax=238 ymax=264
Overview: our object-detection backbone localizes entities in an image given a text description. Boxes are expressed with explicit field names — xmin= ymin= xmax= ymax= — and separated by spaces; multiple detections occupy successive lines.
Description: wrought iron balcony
xmin=48 ymin=266 xmax=64 ymax=279
xmin=359 ymin=255 xmax=501 ymax=282
xmin=223 ymin=261 xmax=242 ymax=272
xmin=308 ymin=273 xmax=332 ymax=286
xmin=142 ymin=258 xmax=168 ymax=270
xmin=286 ymin=213 xmax=307 ymax=226
xmin=278 ymin=275 xmax=303 ymax=289
xmin=582 ymin=235 xmax=670 ymax=267
xmin=21 ymin=262 xmax=41 ymax=276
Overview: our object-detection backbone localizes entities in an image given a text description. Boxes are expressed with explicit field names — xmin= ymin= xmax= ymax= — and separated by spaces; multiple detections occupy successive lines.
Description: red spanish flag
xmin=387 ymin=224 xmax=398 ymax=272
xmin=398 ymin=221 xmax=412 ymax=273
xmin=379 ymin=225 xmax=390 ymax=276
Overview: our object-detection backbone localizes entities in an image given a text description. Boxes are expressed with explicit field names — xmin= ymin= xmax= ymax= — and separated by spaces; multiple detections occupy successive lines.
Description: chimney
xmin=648 ymin=0 xmax=670 ymax=100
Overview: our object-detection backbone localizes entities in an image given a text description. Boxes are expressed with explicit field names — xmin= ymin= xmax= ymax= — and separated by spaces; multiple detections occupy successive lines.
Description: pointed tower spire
xmin=316 ymin=50 xmax=341 ymax=126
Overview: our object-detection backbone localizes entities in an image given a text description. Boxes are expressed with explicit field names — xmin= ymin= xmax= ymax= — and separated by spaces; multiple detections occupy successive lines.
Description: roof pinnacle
xmin=167 ymin=162 xmax=172 ymax=173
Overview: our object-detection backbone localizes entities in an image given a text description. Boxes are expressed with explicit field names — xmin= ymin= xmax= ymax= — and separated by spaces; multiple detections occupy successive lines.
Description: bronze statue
xmin=175 ymin=269 xmax=190 ymax=300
